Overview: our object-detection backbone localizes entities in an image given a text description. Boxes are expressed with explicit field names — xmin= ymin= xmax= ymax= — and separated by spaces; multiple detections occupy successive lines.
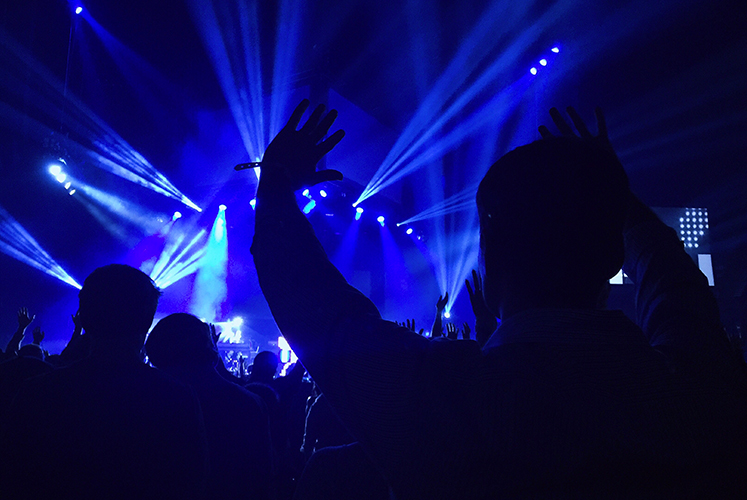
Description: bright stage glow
xmin=356 ymin=207 xmax=364 ymax=214
xmin=355 ymin=210 xmax=362 ymax=221
xmin=48 ymin=164 xmax=62 ymax=176
xmin=173 ymin=211 xmax=182 ymax=221
xmin=64 ymin=181 xmax=72 ymax=189
xmin=530 ymin=67 xmax=538 ymax=75
xmin=319 ymin=190 xmax=327 ymax=198
xmin=249 ymin=198 xmax=256 ymax=209
xmin=540 ymin=59 xmax=548 ymax=66
xmin=398 ymin=183 xmax=478 ymax=226
xmin=551 ymin=47 xmax=560 ymax=53
xmin=0 ymin=204 xmax=81 ymax=289
xmin=377 ymin=216 xmax=385 ymax=227
xmin=406 ymin=228 xmax=413 ymax=235
xmin=75 ymin=6 xmax=83 ymax=15
xmin=302 ymin=189 xmax=310 ymax=197
xmin=302 ymin=199 xmax=316 ymax=214
xmin=191 ymin=207 xmax=228 ymax=327
xmin=444 ymin=311 xmax=451 ymax=319
xmin=219 ymin=204 xmax=227 ymax=211
xmin=55 ymin=173 xmax=67 ymax=183
xmin=68 ymin=189 xmax=76 ymax=195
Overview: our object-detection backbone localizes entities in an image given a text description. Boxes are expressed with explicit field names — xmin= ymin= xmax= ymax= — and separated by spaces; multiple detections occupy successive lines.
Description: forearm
xmin=622 ymin=196 xmax=723 ymax=350
xmin=4 ymin=328 xmax=25 ymax=355
xmin=431 ymin=313 xmax=443 ymax=338
xmin=251 ymin=167 xmax=431 ymax=473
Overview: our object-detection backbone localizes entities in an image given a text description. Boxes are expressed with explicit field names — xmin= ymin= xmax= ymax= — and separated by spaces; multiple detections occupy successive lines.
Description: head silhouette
xmin=77 ymin=264 xmax=161 ymax=352
xmin=249 ymin=351 xmax=279 ymax=384
xmin=476 ymin=137 xmax=628 ymax=319
xmin=145 ymin=313 xmax=219 ymax=374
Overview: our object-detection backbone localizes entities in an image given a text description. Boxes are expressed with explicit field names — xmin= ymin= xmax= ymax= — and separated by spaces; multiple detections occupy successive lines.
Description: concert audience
xmin=0 ymin=102 xmax=745 ymax=500
xmin=1 ymin=265 xmax=208 ymax=499
xmin=251 ymin=100 xmax=747 ymax=498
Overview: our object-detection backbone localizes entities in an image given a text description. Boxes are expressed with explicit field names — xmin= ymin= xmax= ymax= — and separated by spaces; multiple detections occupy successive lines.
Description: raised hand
xmin=262 ymin=99 xmax=346 ymax=191
xmin=538 ymin=106 xmax=621 ymax=162
xmin=462 ymin=322 xmax=472 ymax=340
xmin=446 ymin=323 xmax=459 ymax=340
xmin=436 ymin=293 xmax=449 ymax=312
xmin=32 ymin=326 xmax=45 ymax=345
xmin=71 ymin=312 xmax=83 ymax=336
xmin=17 ymin=308 xmax=35 ymax=330
xmin=465 ymin=270 xmax=491 ymax=319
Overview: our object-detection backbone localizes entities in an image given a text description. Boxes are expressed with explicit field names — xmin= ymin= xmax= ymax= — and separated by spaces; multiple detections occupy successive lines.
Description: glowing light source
xmin=75 ymin=6 xmax=83 ymax=15
xmin=406 ymin=228 xmax=413 ymax=235
xmin=249 ymin=198 xmax=256 ymax=209
xmin=377 ymin=216 xmax=385 ymax=227
xmin=68 ymin=189 xmax=76 ymax=195
xmin=64 ymin=181 xmax=72 ymax=189
xmin=302 ymin=189 xmax=310 ymax=197
xmin=302 ymin=199 xmax=316 ymax=214
xmin=172 ymin=211 xmax=182 ymax=221
xmin=319 ymin=190 xmax=327 ymax=198
xmin=551 ymin=47 xmax=560 ymax=53
xmin=55 ymin=173 xmax=67 ymax=183
xmin=530 ymin=67 xmax=538 ymax=75
xmin=444 ymin=311 xmax=451 ymax=319
xmin=356 ymin=207 xmax=364 ymax=214
xmin=539 ymin=59 xmax=548 ymax=66
xmin=218 ymin=204 xmax=227 ymax=211
xmin=49 ymin=164 xmax=62 ymax=176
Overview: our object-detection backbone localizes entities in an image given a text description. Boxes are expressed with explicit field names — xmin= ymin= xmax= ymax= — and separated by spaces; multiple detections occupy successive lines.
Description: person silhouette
xmin=1 ymin=264 xmax=208 ymax=499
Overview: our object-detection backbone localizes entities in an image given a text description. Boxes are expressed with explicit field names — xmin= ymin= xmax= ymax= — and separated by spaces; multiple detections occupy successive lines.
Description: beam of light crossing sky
xmin=0 ymin=31 xmax=201 ymax=211
xmin=398 ymin=183 xmax=478 ymax=225
xmin=150 ymin=229 xmax=207 ymax=289
xmin=355 ymin=0 xmax=574 ymax=205
xmin=189 ymin=0 xmax=266 ymax=161
xmin=0 ymin=204 xmax=81 ymax=289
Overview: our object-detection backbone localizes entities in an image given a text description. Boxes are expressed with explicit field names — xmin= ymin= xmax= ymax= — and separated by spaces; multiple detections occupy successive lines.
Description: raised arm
xmin=540 ymin=107 xmax=733 ymax=363
xmin=2 ymin=308 xmax=35 ymax=360
xmin=251 ymin=101 xmax=443 ymax=484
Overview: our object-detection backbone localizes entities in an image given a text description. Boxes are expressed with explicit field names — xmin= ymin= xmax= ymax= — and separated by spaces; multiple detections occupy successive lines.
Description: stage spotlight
xmin=64 ymin=181 xmax=72 ymax=189
xmin=540 ymin=59 xmax=548 ymax=66
xmin=406 ymin=228 xmax=414 ymax=235
xmin=377 ymin=216 xmax=385 ymax=227
xmin=219 ymin=204 xmax=227 ymax=211
xmin=75 ymin=6 xmax=83 ymax=15
xmin=530 ymin=67 xmax=538 ymax=75
xmin=48 ymin=164 xmax=62 ymax=176
xmin=55 ymin=173 xmax=67 ymax=183
xmin=319 ymin=190 xmax=327 ymax=198
xmin=68 ymin=189 xmax=76 ymax=195
xmin=302 ymin=189 xmax=310 ymax=197
xmin=302 ymin=199 xmax=316 ymax=214
xmin=444 ymin=311 xmax=451 ymax=319
xmin=249 ymin=198 xmax=256 ymax=209
xmin=551 ymin=47 xmax=560 ymax=53
xmin=356 ymin=207 xmax=364 ymax=214
xmin=172 ymin=211 xmax=182 ymax=221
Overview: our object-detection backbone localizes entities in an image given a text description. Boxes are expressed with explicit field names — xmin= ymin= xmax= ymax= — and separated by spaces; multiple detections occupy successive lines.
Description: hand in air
xmin=17 ymin=308 xmax=35 ymax=330
xmin=262 ymin=100 xmax=346 ymax=191
xmin=32 ymin=326 xmax=45 ymax=345
xmin=446 ymin=323 xmax=459 ymax=340
xmin=436 ymin=293 xmax=449 ymax=313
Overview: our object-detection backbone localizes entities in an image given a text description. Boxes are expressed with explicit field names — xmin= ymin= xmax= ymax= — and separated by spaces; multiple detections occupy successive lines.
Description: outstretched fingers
xmin=566 ymin=107 xmax=592 ymax=139
xmin=286 ymin=99 xmax=311 ymax=130
xmin=549 ymin=107 xmax=575 ymax=137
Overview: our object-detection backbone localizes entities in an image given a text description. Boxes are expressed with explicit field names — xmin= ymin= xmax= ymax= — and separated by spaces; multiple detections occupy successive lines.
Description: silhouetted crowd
xmin=1 ymin=104 xmax=746 ymax=499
